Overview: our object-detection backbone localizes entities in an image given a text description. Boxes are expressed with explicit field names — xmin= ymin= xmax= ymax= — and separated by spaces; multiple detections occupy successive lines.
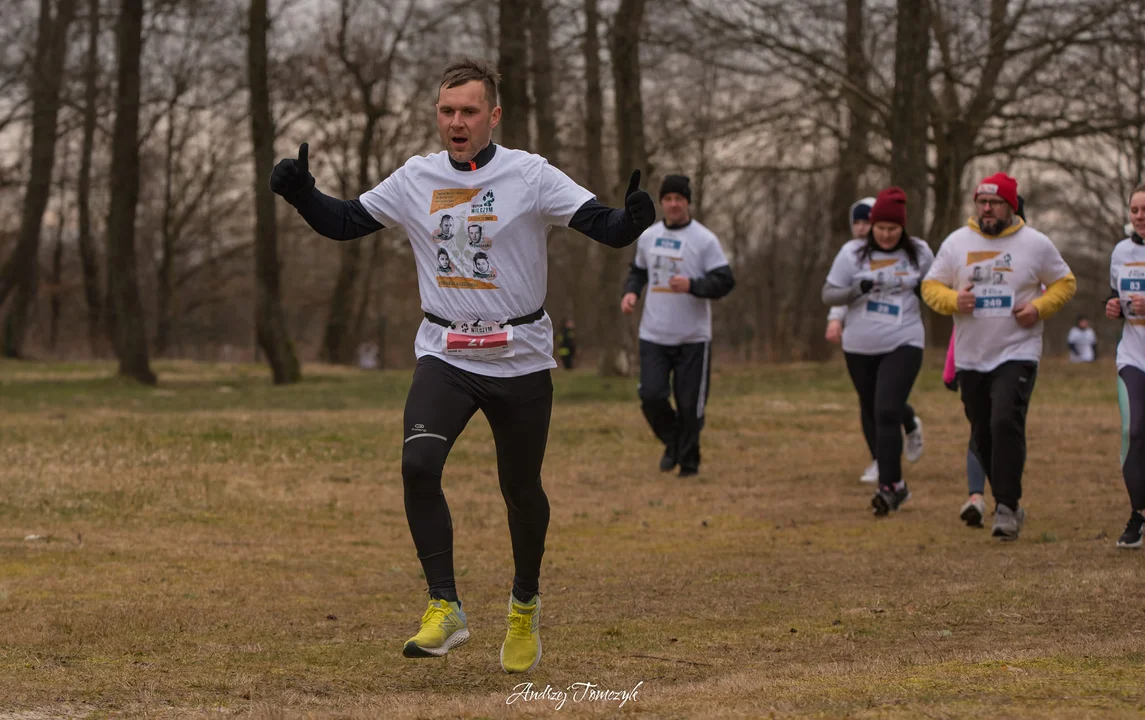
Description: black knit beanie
xmin=659 ymin=175 xmax=691 ymax=202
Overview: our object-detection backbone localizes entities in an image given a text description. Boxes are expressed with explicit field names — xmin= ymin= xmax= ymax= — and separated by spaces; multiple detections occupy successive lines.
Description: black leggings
xmin=401 ymin=356 xmax=553 ymax=603
xmin=844 ymin=346 xmax=924 ymax=488
xmin=1118 ymin=366 xmax=1145 ymax=511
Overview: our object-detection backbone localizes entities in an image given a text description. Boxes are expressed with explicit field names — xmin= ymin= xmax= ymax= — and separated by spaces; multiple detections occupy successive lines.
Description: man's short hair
xmin=441 ymin=59 xmax=501 ymax=108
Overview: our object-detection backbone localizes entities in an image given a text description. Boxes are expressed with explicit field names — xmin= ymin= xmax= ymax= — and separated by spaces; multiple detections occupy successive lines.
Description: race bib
xmin=972 ymin=286 xmax=1014 ymax=318
xmin=865 ymin=297 xmax=903 ymax=325
xmin=443 ymin=323 xmax=515 ymax=360
xmin=1117 ymin=264 xmax=1145 ymax=319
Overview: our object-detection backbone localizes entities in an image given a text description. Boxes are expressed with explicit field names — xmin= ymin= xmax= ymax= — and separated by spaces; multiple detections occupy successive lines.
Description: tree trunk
xmin=0 ymin=0 xmax=77 ymax=357
xmin=249 ymin=0 xmax=301 ymax=384
xmin=817 ymin=0 xmax=871 ymax=362
xmin=498 ymin=0 xmax=530 ymax=149
xmin=580 ymin=0 xmax=606 ymax=339
xmin=77 ymin=0 xmax=102 ymax=356
xmin=530 ymin=0 xmax=557 ymax=164
xmin=154 ymin=103 xmax=177 ymax=356
xmin=829 ymin=0 xmax=870 ymax=244
xmin=104 ymin=0 xmax=156 ymax=385
xmin=596 ymin=0 xmax=647 ymax=377
xmin=321 ymin=242 xmax=362 ymax=363
xmin=889 ymin=0 xmax=931 ymax=240
xmin=49 ymin=207 xmax=65 ymax=350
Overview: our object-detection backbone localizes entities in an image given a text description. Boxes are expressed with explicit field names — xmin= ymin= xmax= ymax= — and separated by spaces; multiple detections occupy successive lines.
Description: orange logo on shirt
xmin=966 ymin=251 xmax=1001 ymax=265
xmin=869 ymin=259 xmax=898 ymax=270
xmin=437 ymin=276 xmax=499 ymax=290
xmin=431 ymin=188 xmax=482 ymax=214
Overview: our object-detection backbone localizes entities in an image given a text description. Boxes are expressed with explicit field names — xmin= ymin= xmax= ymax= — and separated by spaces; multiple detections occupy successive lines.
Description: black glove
xmin=944 ymin=377 xmax=959 ymax=392
xmin=270 ymin=142 xmax=315 ymax=205
xmin=859 ymin=279 xmax=874 ymax=294
xmin=624 ymin=170 xmax=656 ymax=232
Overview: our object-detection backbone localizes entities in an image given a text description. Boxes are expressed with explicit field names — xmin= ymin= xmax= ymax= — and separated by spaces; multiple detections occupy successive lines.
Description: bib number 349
xmin=443 ymin=323 xmax=515 ymax=360
xmin=973 ymin=289 xmax=1013 ymax=318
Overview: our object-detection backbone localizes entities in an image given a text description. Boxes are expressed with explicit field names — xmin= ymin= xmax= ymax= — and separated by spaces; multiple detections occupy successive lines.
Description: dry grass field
xmin=1 ymin=356 xmax=1143 ymax=719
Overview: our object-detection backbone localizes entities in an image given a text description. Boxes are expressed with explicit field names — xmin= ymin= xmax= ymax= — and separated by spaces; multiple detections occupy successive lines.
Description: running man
xmin=1104 ymin=183 xmax=1145 ymax=548
xmin=922 ymin=172 xmax=1076 ymax=541
xmin=821 ymin=187 xmax=933 ymax=515
xmin=269 ymin=58 xmax=656 ymax=672
xmin=621 ymin=174 xmax=735 ymax=477
xmin=826 ymin=195 xmax=925 ymax=482
xmin=948 ymin=194 xmax=1026 ymax=528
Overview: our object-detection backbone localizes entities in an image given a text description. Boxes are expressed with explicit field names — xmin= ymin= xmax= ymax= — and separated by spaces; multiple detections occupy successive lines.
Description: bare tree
xmin=595 ymin=0 xmax=648 ymax=376
xmin=76 ymin=0 xmax=103 ymax=355
xmin=316 ymin=0 xmax=426 ymax=365
xmin=249 ymin=0 xmax=300 ymax=383
xmin=105 ymin=0 xmax=155 ymax=384
xmin=0 ymin=0 xmax=77 ymax=357
xmin=888 ymin=0 xmax=929 ymax=238
xmin=498 ymin=0 xmax=530 ymax=149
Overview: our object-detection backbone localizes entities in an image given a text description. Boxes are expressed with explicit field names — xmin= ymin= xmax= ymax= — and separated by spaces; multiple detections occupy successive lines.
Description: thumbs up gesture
xmin=624 ymin=169 xmax=656 ymax=233
xmin=270 ymin=142 xmax=315 ymax=204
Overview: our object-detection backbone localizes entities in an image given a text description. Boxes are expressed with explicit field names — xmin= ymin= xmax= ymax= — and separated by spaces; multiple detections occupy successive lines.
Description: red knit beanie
xmin=870 ymin=186 xmax=907 ymax=228
xmin=975 ymin=172 xmax=1019 ymax=211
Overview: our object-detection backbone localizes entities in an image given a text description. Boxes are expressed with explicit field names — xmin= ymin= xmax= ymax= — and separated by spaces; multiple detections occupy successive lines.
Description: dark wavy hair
xmin=855 ymin=227 xmax=922 ymax=269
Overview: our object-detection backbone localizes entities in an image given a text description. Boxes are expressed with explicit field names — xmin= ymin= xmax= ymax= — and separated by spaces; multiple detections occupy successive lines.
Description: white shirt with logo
xmin=825 ymin=238 xmax=934 ymax=355
xmin=358 ymin=147 xmax=593 ymax=377
xmin=1110 ymin=238 xmax=1145 ymax=372
xmin=1067 ymin=327 xmax=1096 ymax=363
xmin=925 ymin=224 xmax=1072 ymax=372
xmin=633 ymin=220 xmax=729 ymax=345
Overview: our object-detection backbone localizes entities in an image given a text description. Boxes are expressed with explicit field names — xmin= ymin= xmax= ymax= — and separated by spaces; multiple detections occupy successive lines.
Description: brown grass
xmin=0 ymin=357 xmax=1142 ymax=719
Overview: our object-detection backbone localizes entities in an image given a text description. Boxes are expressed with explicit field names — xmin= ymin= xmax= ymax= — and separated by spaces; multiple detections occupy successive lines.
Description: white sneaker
xmin=905 ymin=417 xmax=924 ymax=463
xmin=860 ymin=460 xmax=878 ymax=483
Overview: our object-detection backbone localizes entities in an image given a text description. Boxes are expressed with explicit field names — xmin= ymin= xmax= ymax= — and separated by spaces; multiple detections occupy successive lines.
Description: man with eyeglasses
xmin=922 ymin=173 xmax=1076 ymax=541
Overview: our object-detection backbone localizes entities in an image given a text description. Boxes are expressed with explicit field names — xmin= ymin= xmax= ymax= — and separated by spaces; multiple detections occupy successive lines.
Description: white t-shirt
xmin=925 ymin=223 xmax=1073 ymax=372
xmin=633 ymin=219 xmax=729 ymax=345
xmin=359 ymin=146 xmax=593 ymax=377
xmin=1110 ymin=238 xmax=1145 ymax=371
xmin=825 ymin=238 xmax=934 ymax=355
xmin=1067 ymin=327 xmax=1096 ymax=362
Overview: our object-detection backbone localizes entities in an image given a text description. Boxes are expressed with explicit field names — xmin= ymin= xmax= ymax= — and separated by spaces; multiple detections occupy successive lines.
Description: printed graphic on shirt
xmin=1115 ymin=261 xmax=1145 ymax=326
xmin=966 ymin=250 xmax=1015 ymax=317
xmin=435 ymin=247 xmax=456 ymax=275
xmin=468 ymin=189 xmax=498 ymax=222
xmin=465 ymin=223 xmax=493 ymax=250
xmin=429 ymin=188 xmax=500 ymax=290
xmin=471 ymin=251 xmax=498 ymax=281
xmin=430 ymin=188 xmax=481 ymax=215
xmin=431 ymin=214 xmax=458 ymax=244
xmin=861 ymin=257 xmax=919 ymax=325
xmin=649 ymin=236 xmax=684 ymax=293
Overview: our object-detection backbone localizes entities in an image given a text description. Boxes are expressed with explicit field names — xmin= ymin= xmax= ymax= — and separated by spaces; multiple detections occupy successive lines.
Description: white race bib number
xmin=972 ymin=287 xmax=1014 ymax=318
xmin=443 ymin=323 xmax=515 ymax=360
xmin=1117 ymin=264 xmax=1145 ymax=319
xmin=865 ymin=297 xmax=903 ymax=325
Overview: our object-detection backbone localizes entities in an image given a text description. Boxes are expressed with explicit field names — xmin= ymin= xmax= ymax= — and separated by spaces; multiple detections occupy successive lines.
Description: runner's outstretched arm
xmin=270 ymin=142 xmax=384 ymax=241
xmin=623 ymin=263 xmax=648 ymax=297
xmin=568 ymin=170 xmax=656 ymax=248
xmin=690 ymin=266 xmax=735 ymax=299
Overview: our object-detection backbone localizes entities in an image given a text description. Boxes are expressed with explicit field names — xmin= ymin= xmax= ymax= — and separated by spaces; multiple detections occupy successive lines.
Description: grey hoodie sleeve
xmin=822 ymin=280 xmax=860 ymax=306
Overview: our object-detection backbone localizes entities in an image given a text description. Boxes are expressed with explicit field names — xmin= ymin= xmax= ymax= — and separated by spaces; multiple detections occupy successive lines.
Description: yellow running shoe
xmin=500 ymin=593 xmax=541 ymax=673
xmin=402 ymin=598 xmax=469 ymax=658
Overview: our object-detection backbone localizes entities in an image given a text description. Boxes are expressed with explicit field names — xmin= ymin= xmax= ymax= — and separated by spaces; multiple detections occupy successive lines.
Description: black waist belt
xmin=424 ymin=307 xmax=545 ymax=328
